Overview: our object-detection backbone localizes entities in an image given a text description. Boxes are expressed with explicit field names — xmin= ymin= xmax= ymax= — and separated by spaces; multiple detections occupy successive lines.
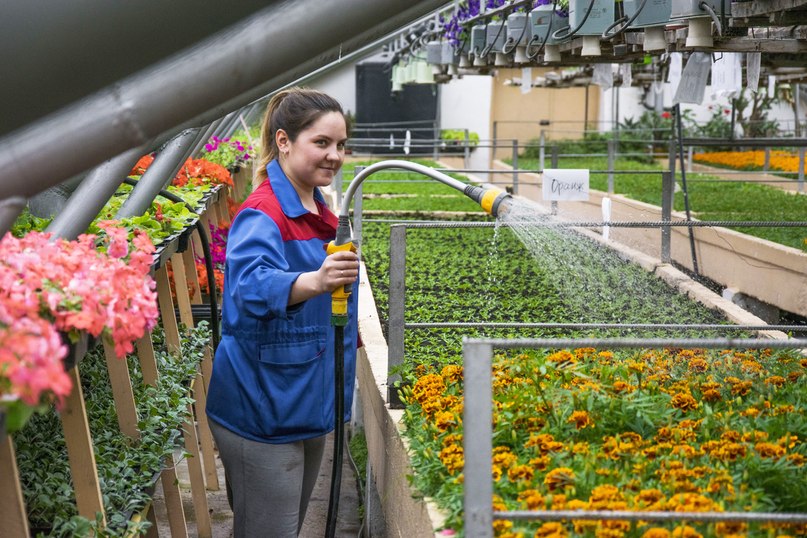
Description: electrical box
xmin=506 ymin=12 xmax=530 ymax=47
xmin=623 ymin=0 xmax=672 ymax=27
xmin=568 ymin=0 xmax=615 ymax=36
xmin=530 ymin=5 xmax=570 ymax=45
xmin=486 ymin=20 xmax=507 ymax=52
xmin=471 ymin=25 xmax=487 ymax=55
xmin=670 ymin=0 xmax=728 ymax=19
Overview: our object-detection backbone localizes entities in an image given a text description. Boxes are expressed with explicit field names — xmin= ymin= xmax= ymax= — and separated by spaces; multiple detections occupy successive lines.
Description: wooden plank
xmin=144 ymin=503 xmax=160 ymax=538
xmin=0 ymin=435 xmax=30 ymax=537
xmin=713 ymin=37 xmax=807 ymax=53
xmin=59 ymin=366 xmax=106 ymax=525
xmin=155 ymin=266 xmax=181 ymax=355
xmin=217 ymin=194 xmax=231 ymax=226
xmin=732 ymin=0 xmax=807 ymax=17
xmin=182 ymin=386 xmax=212 ymax=538
xmin=201 ymin=346 xmax=214 ymax=395
xmin=160 ymin=462 xmax=189 ymax=538
xmin=102 ymin=339 xmax=140 ymax=440
xmin=192 ymin=371 xmax=219 ymax=491
xmin=182 ymin=247 xmax=202 ymax=306
xmin=136 ymin=334 xmax=160 ymax=387
xmin=171 ymin=253 xmax=195 ymax=330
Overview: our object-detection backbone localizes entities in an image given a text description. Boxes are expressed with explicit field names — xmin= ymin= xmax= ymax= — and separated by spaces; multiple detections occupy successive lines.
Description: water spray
xmin=324 ymin=159 xmax=512 ymax=537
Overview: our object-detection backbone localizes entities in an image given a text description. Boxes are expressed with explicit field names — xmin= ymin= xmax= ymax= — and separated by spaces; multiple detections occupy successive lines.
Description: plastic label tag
xmin=542 ymin=169 xmax=590 ymax=201
xmin=673 ymin=52 xmax=711 ymax=105
xmin=667 ymin=52 xmax=683 ymax=96
xmin=404 ymin=130 xmax=411 ymax=155
xmin=521 ymin=67 xmax=532 ymax=94
xmin=711 ymin=52 xmax=742 ymax=99
xmin=593 ymin=63 xmax=614 ymax=89
xmin=746 ymin=52 xmax=761 ymax=92
xmin=620 ymin=64 xmax=632 ymax=88
xmin=768 ymin=75 xmax=776 ymax=98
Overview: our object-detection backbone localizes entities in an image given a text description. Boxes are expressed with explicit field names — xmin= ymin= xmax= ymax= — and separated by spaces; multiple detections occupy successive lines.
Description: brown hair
xmin=253 ymin=87 xmax=346 ymax=187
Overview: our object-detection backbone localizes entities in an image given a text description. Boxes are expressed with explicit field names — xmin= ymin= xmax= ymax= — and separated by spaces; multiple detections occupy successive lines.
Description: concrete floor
xmin=152 ymin=431 xmax=362 ymax=538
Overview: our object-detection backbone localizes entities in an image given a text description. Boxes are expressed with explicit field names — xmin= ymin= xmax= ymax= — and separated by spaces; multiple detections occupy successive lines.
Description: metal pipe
xmin=116 ymin=129 xmax=200 ymax=218
xmin=46 ymin=145 xmax=148 ymax=240
xmin=0 ymin=197 xmax=27 ymax=238
xmin=405 ymin=322 xmax=804 ymax=332
xmin=0 ymin=0 xmax=273 ymax=137
xmin=188 ymin=117 xmax=228 ymax=160
xmin=0 ymin=0 xmax=449 ymax=201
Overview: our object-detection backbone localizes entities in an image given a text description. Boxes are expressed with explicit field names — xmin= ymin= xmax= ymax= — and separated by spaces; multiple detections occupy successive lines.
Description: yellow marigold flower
xmin=508 ymin=464 xmax=535 ymax=482
xmin=612 ymin=380 xmax=636 ymax=394
xmin=755 ymin=442 xmax=786 ymax=458
xmin=548 ymin=350 xmax=576 ymax=364
xmin=550 ymin=494 xmax=567 ymax=509
xmin=534 ymin=522 xmax=568 ymax=537
xmin=595 ymin=526 xmax=628 ymax=538
xmin=497 ymin=531 xmax=524 ymax=538
xmin=493 ymin=448 xmax=518 ymax=468
xmin=636 ymin=488 xmax=666 ymax=507
xmin=568 ymin=410 xmax=595 ymax=429
xmin=529 ymin=455 xmax=551 ymax=471
xmin=493 ymin=519 xmax=513 ymax=534
xmin=575 ymin=347 xmax=596 ymax=359
xmin=442 ymin=432 xmax=462 ymax=447
xmin=715 ymin=522 xmax=747 ymax=537
xmin=518 ymin=488 xmax=545 ymax=510
xmin=688 ymin=358 xmax=709 ymax=372
xmin=439 ymin=443 xmax=464 ymax=475
xmin=787 ymin=453 xmax=805 ymax=466
xmin=665 ymin=493 xmax=720 ymax=512
xmin=765 ymin=375 xmax=786 ymax=387
xmin=671 ymin=392 xmax=699 ymax=411
xmin=742 ymin=431 xmax=768 ymax=443
xmin=544 ymin=467 xmax=575 ymax=491
xmin=721 ymin=430 xmax=741 ymax=442
xmin=572 ymin=442 xmax=590 ymax=455
xmin=702 ymin=389 xmax=721 ymax=403
xmin=628 ymin=360 xmax=647 ymax=374
xmin=741 ymin=407 xmax=760 ymax=418
xmin=788 ymin=371 xmax=801 ymax=383
xmin=672 ymin=525 xmax=703 ymax=538
xmin=440 ymin=364 xmax=463 ymax=382
xmin=434 ymin=410 xmax=457 ymax=431
xmin=598 ymin=351 xmax=614 ymax=360
xmin=730 ymin=380 xmax=753 ymax=396
xmin=589 ymin=484 xmax=624 ymax=503
xmin=641 ymin=528 xmax=672 ymax=538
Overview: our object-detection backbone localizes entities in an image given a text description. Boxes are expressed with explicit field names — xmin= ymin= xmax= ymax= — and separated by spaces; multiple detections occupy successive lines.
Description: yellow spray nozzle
xmin=480 ymin=188 xmax=505 ymax=215
xmin=326 ymin=239 xmax=357 ymax=326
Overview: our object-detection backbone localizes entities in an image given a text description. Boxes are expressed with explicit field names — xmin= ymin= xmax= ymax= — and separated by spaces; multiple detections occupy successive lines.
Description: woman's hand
xmin=289 ymin=250 xmax=359 ymax=305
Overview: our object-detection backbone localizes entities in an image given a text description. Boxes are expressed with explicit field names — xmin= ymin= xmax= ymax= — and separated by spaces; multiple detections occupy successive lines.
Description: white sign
xmin=542 ymin=169 xmax=590 ymax=201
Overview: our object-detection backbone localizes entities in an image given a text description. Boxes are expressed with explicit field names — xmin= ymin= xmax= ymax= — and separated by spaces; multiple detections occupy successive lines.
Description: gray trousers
xmin=210 ymin=421 xmax=326 ymax=538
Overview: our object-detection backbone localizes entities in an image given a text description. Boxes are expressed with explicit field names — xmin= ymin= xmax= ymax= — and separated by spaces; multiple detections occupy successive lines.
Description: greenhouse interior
xmin=3 ymin=0 xmax=807 ymax=537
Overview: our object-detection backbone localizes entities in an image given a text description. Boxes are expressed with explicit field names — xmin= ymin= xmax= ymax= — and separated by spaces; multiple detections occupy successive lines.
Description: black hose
xmin=601 ymin=0 xmax=648 ymax=41
xmin=526 ymin=1 xmax=559 ymax=60
xmin=551 ymin=0 xmax=596 ymax=41
xmin=325 ymin=324 xmax=346 ymax=538
xmin=122 ymin=177 xmax=221 ymax=351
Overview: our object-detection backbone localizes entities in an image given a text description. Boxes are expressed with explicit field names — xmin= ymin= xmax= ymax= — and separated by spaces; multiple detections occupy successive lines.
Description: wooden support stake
xmin=144 ymin=504 xmax=160 ymax=538
xmin=183 ymin=247 xmax=202 ymax=305
xmin=193 ymin=370 xmax=219 ymax=491
xmin=155 ymin=266 xmax=181 ymax=355
xmin=160 ymin=461 xmax=189 ymax=538
xmin=171 ymin=253 xmax=195 ymax=330
xmin=136 ymin=334 xmax=160 ymax=387
xmin=102 ymin=339 xmax=140 ymax=440
xmin=201 ymin=345 xmax=214 ymax=395
xmin=183 ymin=383 xmax=212 ymax=538
xmin=59 ymin=366 xmax=106 ymax=526
xmin=217 ymin=194 xmax=231 ymax=226
xmin=191 ymin=225 xmax=205 ymax=264
xmin=0 ymin=435 xmax=30 ymax=537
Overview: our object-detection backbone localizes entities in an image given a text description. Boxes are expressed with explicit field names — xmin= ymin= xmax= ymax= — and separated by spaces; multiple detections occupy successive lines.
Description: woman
xmin=206 ymin=88 xmax=360 ymax=537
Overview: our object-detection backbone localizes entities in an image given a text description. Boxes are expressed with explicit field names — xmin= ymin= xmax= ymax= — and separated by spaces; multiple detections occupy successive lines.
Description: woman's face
xmin=277 ymin=111 xmax=347 ymax=191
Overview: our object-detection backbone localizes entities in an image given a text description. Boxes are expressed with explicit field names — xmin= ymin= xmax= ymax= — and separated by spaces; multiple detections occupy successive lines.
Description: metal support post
xmin=353 ymin=167 xmax=364 ymax=260
xmin=686 ymin=146 xmax=693 ymax=172
xmin=799 ymin=147 xmax=805 ymax=193
xmin=463 ymin=129 xmax=471 ymax=169
xmin=763 ymin=147 xmax=770 ymax=172
xmin=551 ymin=145 xmax=559 ymax=215
xmin=511 ymin=140 xmax=519 ymax=194
xmin=335 ymin=168 xmax=344 ymax=210
xmin=538 ymin=129 xmax=546 ymax=171
xmin=492 ymin=121 xmax=497 ymax=160
xmin=660 ymin=171 xmax=673 ymax=264
xmin=387 ymin=225 xmax=406 ymax=408
xmin=607 ymin=139 xmax=615 ymax=194
xmin=462 ymin=341 xmax=493 ymax=538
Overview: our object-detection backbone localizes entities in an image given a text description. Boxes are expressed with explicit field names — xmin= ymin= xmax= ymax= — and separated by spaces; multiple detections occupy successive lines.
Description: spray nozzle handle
xmin=326 ymin=239 xmax=357 ymax=324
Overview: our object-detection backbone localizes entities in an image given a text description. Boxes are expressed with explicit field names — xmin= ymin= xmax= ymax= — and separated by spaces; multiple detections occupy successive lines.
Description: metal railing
xmin=462 ymin=336 xmax=807 ymax=537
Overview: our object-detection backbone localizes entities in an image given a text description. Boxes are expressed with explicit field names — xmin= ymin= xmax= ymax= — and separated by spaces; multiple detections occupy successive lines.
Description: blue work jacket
xmin=206 ymin=159 xmax=359 ymax=443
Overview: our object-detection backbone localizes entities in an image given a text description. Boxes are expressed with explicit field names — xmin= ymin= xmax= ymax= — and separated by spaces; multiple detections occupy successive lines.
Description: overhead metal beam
xmin=0 ymin=0 xmax=450 ymax=201
xmin=0 ymin=0 xmax=274 ymax=136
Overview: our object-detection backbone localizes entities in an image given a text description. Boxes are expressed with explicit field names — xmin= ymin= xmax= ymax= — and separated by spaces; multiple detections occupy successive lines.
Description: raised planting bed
xmin=348 ymin=158 xmax=803 ymax=537
xmin=13 ymin=323 xmax=207 ymax=537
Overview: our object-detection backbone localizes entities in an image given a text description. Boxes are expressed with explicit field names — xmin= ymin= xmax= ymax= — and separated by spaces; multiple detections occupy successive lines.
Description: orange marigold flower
xmin=702 ymin=389 xmax=721 ymax=403
xmin=787 ymin=453 xmax=805 ymax=466
xmin=755 ymin=442 xmax=786 ymax=458
xmin=612 ymin=380 xmax=636 ymax=393
xmin=671 ymin=392 xmax=699 ymax=411
xmin=641 ymin=529 xmax=672 ymax=538
xmin=672 ymin=525 xmax=703 ymax=538
xmin=765 ymin=375 xmax=786 ymax=387
xmin=529 ymin=455 xmax=551 ymax=471
xmin=518 ymin=489 xmax=545 ymax=510
xmin=434 ymin=410 xmax=457 ymax=431
xmin=493 ymin=519 xmax=513 ymax=534
xmin=508 ymin=464 xmax=535 ymax=482
xmin=636 ymin=488 xmax=666 ymax=507
xmin=535 ymin=522 xmax=568 ymax=537
xmin=715 ymin=522 xmax=747 ymax=537
xmin=730 ymin=380 xmax=753 ymax=396
xmin=568 ymin=410 xmax=595 ymax=429
xmin=544 ymin=467 xmax=575 ymax=491
xmin=688 ymin=358 xmax=709 ymax=372
xmin=548 ymin=350 xmax=576 ymax=364
xmin=440 ymin=364 xmax=463 ymax=382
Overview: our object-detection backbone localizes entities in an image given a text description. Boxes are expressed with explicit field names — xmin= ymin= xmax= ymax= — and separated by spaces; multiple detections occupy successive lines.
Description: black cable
xmin=501 ymin=12 xmax=529 ymax=54
xmin=601 ymin=0 xmax=647 ymax=41
xmin=551 ymin=0 xmax=596 ymax=40
xmin=122 ymin=177 xmax=221 ymax=351
xmin=526 ymin=1 xmax=559 ymax=60
xmin=480 ymin=17 xmax=507 ymax=57
xmin=325 ymin=324 xmax=346 ymax=538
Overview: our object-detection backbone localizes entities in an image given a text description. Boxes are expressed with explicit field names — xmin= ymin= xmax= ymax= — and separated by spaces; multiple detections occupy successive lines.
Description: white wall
xmin=309 ymin=63 xmax=358 ymax=117
xmin=439 ymin=75 xmax=494 ymax=174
